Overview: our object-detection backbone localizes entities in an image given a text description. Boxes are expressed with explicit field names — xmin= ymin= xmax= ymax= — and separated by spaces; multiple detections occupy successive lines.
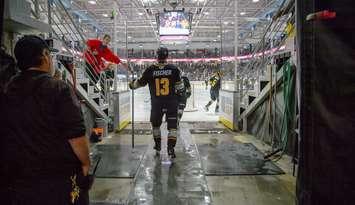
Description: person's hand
xmin=129 ymin=81 xmax=135 ymax=90
xmin=82 ymin=165 xmax=90 ymax=176
xmin=107 ymin=63 xmax=116 ymax=70
xmin=77 ymin=173 xmax=95 ymax=190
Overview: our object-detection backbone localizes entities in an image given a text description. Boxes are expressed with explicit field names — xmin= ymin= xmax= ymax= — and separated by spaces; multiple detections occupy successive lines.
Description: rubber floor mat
xmin=94 ymin=144 xmax=147 ymax=178
xmin=197 ymin=142 xmax=285 ymax=175
xmin=117 ymin=129 xmax=152 ymax=135
xmin=127 ymin=124 xmax=212 ymax=205
xmin=190 ymin=128 xmax=229 ymax=134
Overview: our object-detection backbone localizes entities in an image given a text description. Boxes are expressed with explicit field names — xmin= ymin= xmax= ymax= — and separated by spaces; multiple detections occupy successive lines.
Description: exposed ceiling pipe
xmin=60 ymin=0 xmax=102 ymax=31
xmin=133 ymin=0 xmax=159 ymax=41
xmin=191 ymin=0 xmax=214 ymax=39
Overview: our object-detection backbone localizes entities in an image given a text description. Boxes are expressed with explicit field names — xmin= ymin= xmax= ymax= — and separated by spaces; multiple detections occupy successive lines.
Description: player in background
xmin=177 ymin=73 xmax=191 ymax=122
xmin=129 ymin=47 xmax=184 ymax=158
xmin=204 ymin=70 xmax=222 ymax=113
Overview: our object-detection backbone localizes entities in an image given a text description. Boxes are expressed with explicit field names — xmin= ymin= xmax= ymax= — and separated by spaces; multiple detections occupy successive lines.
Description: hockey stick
xmin=130 ymin=66 xmax=135 ymax=149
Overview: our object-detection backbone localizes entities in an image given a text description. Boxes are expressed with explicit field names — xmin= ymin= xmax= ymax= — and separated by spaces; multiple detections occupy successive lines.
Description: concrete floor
xmin=90 ymin=89 xmax=295 ymax=204
xmin=89 ymin=121 xmax=296 ymax=205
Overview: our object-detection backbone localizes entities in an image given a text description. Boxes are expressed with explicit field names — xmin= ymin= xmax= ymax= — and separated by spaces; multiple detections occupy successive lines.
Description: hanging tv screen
xmin=159 ymin=11 xmax=191 ymax=36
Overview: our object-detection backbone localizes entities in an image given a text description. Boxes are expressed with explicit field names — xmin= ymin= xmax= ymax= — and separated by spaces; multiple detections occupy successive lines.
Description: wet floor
xmin=127 ymin=124 xmax=212 ymax=205
xmin=89 ymin=122 xmax=295 ymax=205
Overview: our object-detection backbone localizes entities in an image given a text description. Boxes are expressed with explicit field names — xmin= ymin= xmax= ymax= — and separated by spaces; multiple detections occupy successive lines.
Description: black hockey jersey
xmin=138 ymin=63 xmax=183 ymax=102
xmin=209 ymin=73 xmax=221 ymax=90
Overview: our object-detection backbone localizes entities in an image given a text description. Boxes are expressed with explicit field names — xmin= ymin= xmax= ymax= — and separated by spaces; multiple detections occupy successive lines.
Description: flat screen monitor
xmin=159 ymin=11 xmax=190 ymax=36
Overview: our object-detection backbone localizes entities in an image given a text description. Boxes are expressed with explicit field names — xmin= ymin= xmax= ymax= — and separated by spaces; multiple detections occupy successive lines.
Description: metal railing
xmin=30 ymin=0 xmax=112 ymax=105
xmin=237 ymin=0 xmax=295 ymax=106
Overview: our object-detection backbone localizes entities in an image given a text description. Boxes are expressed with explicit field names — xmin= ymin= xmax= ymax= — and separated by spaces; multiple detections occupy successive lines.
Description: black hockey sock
xmin=206 ymin=101 xmax=212 ymax=108
xmin=153 ymin=138 xmax=161 ymax=151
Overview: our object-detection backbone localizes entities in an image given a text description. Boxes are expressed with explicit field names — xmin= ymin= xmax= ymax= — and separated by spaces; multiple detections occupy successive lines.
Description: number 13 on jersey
xmin=155 ymin=78 xmax=170 ymax=96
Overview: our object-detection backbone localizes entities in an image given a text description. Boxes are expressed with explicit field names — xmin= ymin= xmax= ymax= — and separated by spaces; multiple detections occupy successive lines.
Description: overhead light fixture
xmin=240 ymin=12 xmax=246 ymax=16
xmin=252 ymin=0 xmax=260 ymax=2
xmin=223 ymin=21 xmax=229 ymax=25
xmin=217 ymin=35 xmax=221 ymax=38
xmin=88 ymin=0 xmax=96 ymax=5
xmin=128 ymin=36 xmax=132 ymax=39
xmin=138 ymin=12 xmax=144 ymax=16
xmin=102 ymin=13 xmax=108 ymax=17
xmin=204 ymin=12 xmax=209 ymax=15
xmin=213 ymin=39 xmax=217 ymax=41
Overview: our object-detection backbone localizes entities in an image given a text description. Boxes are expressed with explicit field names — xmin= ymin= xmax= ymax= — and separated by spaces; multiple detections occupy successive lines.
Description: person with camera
xmin=0 ymin=35 xmax=92 ymax=205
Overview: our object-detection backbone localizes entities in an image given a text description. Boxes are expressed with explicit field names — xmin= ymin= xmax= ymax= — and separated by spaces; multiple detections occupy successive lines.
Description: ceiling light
xmin=223 ymin=21 xmax=228 ymax=25
xmin=240 ymin=12 xmax=246 ymax=16
xmin=217 ymin=35 xmax=221 ymax=38
xmin=252 ymin=0 xmax=260 ymax=2
xmin=102 ymin=13 xmax=108 ymax=17
xmin=128 ymin=36 xmax=132 ymax=39
xmin=88 ymin=0 xmax=96 ymax=5
xmin=138 ymin=12 xmax=144 ymax=16
xmin=204 ymin=12 xmax=209 ymax=15
xmin=213 ymin=39 xmax=217 ymax=41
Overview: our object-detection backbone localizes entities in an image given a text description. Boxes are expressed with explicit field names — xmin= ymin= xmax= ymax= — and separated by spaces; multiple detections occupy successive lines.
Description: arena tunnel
xmin=1 ymin=0 xmax=355 ymax=205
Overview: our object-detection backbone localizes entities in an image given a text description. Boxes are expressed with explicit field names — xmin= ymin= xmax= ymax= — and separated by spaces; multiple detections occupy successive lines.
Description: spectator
xmin=0 ymin=35 xmax=91 ymax=205
xmin=129 ymin=61 xmax=234 ymax=81
xmin=84 ymin=34 xmax=127 ymax=85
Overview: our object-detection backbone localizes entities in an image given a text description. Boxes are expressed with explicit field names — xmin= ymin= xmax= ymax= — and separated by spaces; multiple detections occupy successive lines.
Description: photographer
xmin=0 ymin=35 xmax=91 ymax=205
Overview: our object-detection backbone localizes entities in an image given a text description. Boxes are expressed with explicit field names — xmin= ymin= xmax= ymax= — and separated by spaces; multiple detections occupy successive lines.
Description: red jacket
xmin=84 ymin=39 xmax=120 ymax=74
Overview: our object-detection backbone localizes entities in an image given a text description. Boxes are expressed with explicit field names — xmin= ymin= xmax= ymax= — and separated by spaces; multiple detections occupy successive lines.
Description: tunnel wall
xmin=247 ymin=76 xmax=296 ymax=155
xmin=296 ymin=0 xmax=355 ymax=204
